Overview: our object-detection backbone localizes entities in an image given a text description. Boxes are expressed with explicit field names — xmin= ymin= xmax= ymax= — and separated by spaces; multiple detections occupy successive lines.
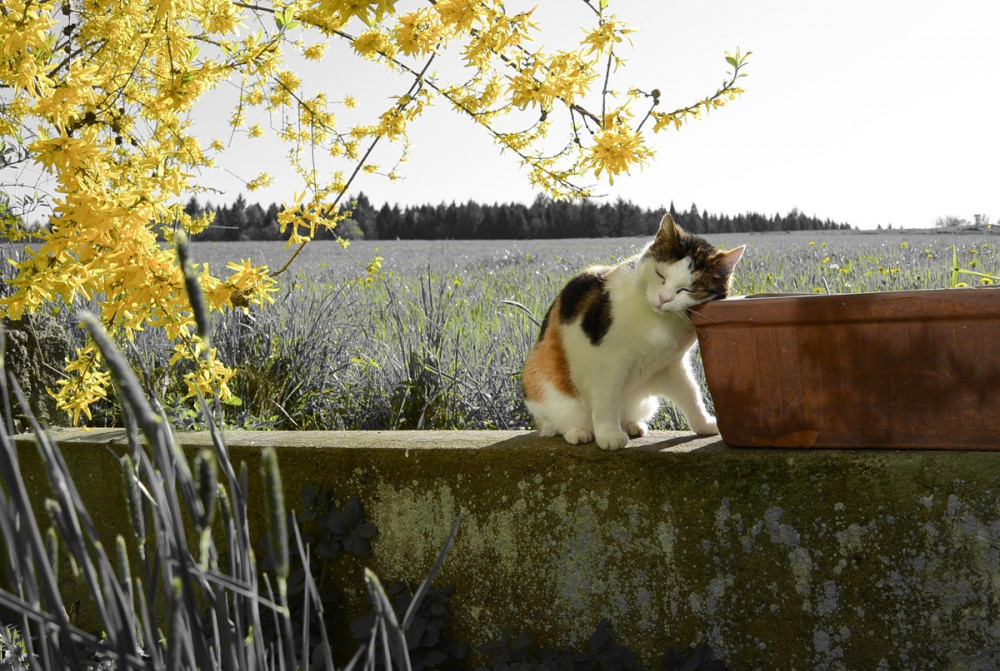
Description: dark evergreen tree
xmin=180 ymin=193 xmax=853 ymax=240
xmin=184 ymin=195 xmax=202 ymax=218
xmin=350 ymin=193 xmax=378 ymax=239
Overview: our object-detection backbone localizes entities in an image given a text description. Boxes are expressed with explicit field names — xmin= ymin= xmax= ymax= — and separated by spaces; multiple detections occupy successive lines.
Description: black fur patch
xmin=559 ymin=271 xmax=602 ymax=320
xmin=537 ymin=303 xmax=554 ymax=341
xmin=558 ymin=268 xmax=613 ymax=345
xmin=580 ymin=288 xmax=612 ymax=345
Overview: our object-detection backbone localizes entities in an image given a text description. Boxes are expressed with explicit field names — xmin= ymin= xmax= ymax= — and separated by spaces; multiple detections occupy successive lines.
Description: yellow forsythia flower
xmin=589 ymin=126 xmax=653 ymax=184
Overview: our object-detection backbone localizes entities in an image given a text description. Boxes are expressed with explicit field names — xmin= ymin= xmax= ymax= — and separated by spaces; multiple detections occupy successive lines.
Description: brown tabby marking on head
xmin=523 ymin=296 xmax=576 ymax=402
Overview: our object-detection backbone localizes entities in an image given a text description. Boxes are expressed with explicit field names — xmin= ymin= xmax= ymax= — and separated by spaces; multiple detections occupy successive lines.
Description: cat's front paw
xmin=597 ymin=429 xmax=630 ymax=451
xmin=689 ymin=416 xmax=719 ymax=435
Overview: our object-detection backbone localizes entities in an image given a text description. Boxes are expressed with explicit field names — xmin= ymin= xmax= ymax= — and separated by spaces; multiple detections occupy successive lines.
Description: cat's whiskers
xmin=685 ymin=306 xmax=716 ymax=324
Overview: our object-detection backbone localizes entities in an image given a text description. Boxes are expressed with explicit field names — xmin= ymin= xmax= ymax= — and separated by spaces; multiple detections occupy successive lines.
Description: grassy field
xmin=5 ymin=229 xmax=999 ymax=430
xmin=176 ymin=230 xmax=1000 ymax=432
xmin=197 ymin=228 xmax=1000 ymax=294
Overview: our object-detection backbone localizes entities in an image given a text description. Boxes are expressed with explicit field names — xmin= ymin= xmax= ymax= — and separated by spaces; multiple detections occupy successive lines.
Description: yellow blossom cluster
xmin=589 ymin=123 xmax=653 ymax=185
xmin=0 ymin=0 xmax=748 ymax=422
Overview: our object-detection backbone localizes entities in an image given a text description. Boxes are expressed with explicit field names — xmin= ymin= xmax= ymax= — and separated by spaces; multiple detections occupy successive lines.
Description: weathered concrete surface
xmin=14 ymin=429 xmax=1000 ymax=669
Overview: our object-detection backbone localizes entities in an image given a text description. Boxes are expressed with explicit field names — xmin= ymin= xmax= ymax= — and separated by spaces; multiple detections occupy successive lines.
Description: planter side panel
xmin=695 ymin=291 xmax=1000 ymax=449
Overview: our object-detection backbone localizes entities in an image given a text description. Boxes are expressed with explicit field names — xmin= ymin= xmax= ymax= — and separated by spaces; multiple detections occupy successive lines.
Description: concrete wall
xmin=15 ymin=428 xmax=1000 ymax=669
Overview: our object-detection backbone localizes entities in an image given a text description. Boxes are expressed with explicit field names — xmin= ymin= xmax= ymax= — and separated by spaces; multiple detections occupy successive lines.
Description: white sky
xmin=198 ymin=0 xmax=1000 ymax=230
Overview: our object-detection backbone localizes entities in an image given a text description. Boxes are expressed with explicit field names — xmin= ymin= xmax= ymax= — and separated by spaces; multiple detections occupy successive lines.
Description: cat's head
xmin=637 ymin=214 xmax=744 ymax=314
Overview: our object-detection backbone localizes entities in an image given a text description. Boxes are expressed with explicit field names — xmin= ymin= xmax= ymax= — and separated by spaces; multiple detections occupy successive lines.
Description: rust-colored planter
xmin=691 ymin=288 xmax=1000 ymax=449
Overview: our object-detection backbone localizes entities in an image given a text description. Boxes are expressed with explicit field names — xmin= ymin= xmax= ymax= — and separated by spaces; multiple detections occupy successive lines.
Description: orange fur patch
xmin=522 ymin=297 xmax=577 ymax=401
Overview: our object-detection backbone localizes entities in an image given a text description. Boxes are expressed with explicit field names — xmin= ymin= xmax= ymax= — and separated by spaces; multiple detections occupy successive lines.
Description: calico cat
xmin=522 ymin=214 xmax=744 ymax=450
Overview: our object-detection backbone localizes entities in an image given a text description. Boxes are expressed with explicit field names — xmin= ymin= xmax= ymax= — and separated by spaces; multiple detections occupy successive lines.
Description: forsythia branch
xmin=0 ymin=0 xmax=748 ymax=423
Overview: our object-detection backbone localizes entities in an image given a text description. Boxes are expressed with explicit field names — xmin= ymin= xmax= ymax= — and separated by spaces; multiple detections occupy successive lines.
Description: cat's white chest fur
xmin=562 ymin=270 xmax=697 ymax=393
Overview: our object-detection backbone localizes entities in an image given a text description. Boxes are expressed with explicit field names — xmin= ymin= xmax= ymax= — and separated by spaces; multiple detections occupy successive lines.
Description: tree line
xmin=184 ymin=193 xmax=852 ymax=242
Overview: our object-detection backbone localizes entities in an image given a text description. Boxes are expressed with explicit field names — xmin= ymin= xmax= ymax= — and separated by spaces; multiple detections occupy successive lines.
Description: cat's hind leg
xmin=535 ymin=422 xmax=560 ymax=438
xmin=536 ymin=419 xmax=592 ymax=444
xmin=621 ymin=395 xmax=659 ymax=438
xmin=624 ymin=421 xmax=647 ymax=439
xmin=526 ymin=386 xmax=594 ymax=445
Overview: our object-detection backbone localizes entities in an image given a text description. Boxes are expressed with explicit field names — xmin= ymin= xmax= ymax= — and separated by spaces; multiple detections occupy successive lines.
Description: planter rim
xmin=691 ymin=286 xmax=1000 ymax=327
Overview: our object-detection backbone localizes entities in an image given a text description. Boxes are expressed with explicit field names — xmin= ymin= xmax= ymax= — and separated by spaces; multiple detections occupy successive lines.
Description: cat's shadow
xmin=622 ymin=432 xmax=726 ymax=454
xmin=490 ymin=431 xmax=726 ymax=454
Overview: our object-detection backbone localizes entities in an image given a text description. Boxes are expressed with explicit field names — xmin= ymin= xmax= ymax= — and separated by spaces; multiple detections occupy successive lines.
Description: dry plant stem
xmin=0 ymin=383 xmax=77 ymax=664
xmin=0 ymin=311 xmax=422 ymax=669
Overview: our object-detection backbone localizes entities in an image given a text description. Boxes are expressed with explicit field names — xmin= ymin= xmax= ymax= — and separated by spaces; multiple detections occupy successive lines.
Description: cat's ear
xmin=656 ymin=214 xmax=679 ymax=245
xmin=716 ymin=245 xmax=745 ymax=277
